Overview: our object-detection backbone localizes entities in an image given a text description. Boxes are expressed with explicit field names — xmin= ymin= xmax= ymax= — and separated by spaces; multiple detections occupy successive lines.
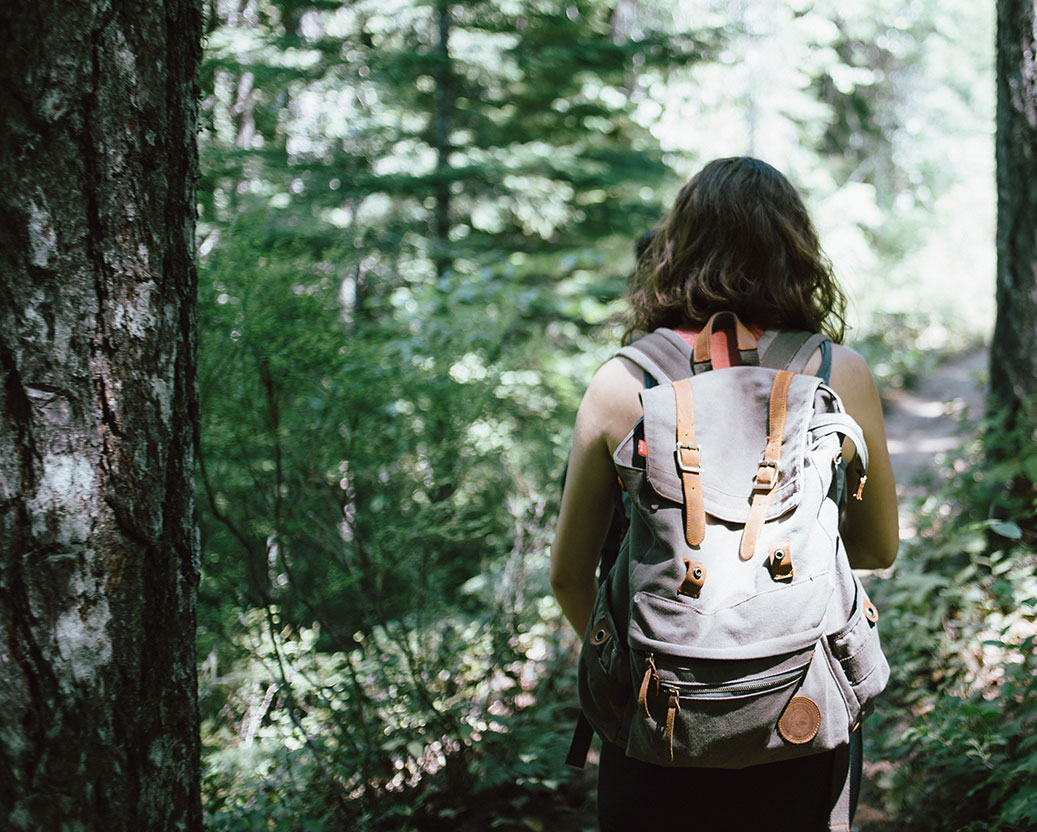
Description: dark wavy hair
xmin=624 ymin=157 xmax=847 ymax=343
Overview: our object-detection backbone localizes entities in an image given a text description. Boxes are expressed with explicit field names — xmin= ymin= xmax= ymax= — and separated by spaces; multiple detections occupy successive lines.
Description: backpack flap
xmin=632 ymin=367 xmax=824 ymax=525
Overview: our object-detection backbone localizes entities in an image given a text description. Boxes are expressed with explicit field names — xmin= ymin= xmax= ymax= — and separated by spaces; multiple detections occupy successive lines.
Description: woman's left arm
xmin=829 ymin=345 xmax=900 ymax=570
xmin=550 ymin=359 xmax=641 ymax=635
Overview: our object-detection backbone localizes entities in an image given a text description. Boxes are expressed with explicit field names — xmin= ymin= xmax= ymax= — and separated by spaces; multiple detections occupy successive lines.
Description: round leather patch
xmin=778 ymin=696 xmax=821 ymax=744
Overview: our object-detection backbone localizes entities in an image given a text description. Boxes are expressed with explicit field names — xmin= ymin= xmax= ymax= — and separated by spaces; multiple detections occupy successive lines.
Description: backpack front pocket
xmin=577 ymin=585 xmax=633 ymax=746
xmin=625 ymin=647 xmax=815 ymax=767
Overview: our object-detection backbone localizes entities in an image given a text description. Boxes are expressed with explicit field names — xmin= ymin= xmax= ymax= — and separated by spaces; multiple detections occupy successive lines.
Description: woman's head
xmin=625 ymin=157 xmax=846 ymax=342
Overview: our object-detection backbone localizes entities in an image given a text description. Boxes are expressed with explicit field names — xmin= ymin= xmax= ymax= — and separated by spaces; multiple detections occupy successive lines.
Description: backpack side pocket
xmin=824 ymin=579 xmax=890 ymax=727
xmin=578 ymin=586 xmax=633 ymax=747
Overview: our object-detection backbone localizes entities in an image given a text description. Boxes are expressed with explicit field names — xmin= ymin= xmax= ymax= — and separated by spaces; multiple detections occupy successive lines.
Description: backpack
xmin=568 ymin=312 xmax=889 ymax=829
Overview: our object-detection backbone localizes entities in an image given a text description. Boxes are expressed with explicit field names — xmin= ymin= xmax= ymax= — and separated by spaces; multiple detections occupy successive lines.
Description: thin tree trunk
xmin=0 ymin=1 xmax=203 ymax=829
xmin=432 ymin=0 xmax=453 ymax=279
xmin=993 ymin=0 xmax=1037 ymax=417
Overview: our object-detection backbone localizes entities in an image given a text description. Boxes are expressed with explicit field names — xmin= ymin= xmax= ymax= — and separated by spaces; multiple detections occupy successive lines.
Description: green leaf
xmin=986 ymin=519 xmax=1023 ymax=540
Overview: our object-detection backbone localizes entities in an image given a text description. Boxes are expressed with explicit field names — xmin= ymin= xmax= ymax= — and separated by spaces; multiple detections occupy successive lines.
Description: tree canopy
xmin=191 ymin=2 xmax=1034 ymax=830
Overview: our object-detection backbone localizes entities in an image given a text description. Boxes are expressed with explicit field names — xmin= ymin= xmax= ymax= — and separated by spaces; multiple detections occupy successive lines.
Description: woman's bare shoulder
xmin=826 ymin=344 xmax=879 ymax=408
xmin=828 ymin=342 xmax=870 ymax=372
xmin=577 ymin=356 xmax=646 ymax=454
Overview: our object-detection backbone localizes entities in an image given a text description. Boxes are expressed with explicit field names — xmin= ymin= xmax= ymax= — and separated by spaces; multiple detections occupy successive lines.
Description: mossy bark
xmin=0 ymin=1 xmax=202 ymax=828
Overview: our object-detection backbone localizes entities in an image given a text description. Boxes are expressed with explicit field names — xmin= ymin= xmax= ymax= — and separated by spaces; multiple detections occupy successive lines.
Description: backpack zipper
xmin=659 ymin=660 xmax=809 ymax=701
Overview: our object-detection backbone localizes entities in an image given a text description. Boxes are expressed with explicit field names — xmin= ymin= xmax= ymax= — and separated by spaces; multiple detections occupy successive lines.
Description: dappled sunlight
xmin=191 ymin=0 xmax=1034 ymax=829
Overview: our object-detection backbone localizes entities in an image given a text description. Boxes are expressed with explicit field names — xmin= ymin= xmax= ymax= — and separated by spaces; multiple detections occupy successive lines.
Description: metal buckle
xmin=675 ymin=442 xmax=701 ymax=474
xmin=752 ymin=460 xmax=778 ymax=491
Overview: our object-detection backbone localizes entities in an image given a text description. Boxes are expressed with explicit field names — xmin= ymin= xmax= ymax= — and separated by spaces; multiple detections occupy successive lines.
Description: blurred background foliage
xmin=195 ymin=0 xmax=1033 ymax=829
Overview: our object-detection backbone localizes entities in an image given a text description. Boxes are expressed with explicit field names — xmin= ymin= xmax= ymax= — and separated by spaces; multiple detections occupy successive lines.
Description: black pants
xmin=597 ymin=731 xmax=862 ymax=832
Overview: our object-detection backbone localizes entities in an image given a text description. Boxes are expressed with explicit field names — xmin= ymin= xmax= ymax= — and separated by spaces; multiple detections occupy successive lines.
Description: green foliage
xmin=195 ymin=0 xmax=1002 ymax=828
xmin=867 ymin=405 xmax=1037 ymax=830
xmin=196 ymin=207 xmax=600 ymax=826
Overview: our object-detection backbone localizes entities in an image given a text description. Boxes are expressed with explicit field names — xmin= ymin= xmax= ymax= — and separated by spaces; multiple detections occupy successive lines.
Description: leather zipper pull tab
xmin=854 ymin=474 xmax=868 ymax=501
xmin=665 ymin=689 xmax=681 ymax=762
xmin=638 ymin=655 xmax=658 ymax=719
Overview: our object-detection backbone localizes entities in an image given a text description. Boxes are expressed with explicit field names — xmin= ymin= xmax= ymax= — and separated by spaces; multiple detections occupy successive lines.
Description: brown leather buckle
xmin=675 ymin=442 xmax=701 ymax=474
xmin=752 ymin=460 xmax=778 ymax=491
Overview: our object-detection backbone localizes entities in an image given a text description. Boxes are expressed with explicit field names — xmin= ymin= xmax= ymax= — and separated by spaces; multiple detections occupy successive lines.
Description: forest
xmin=1 ymin=0 xmax=1035 ymax=830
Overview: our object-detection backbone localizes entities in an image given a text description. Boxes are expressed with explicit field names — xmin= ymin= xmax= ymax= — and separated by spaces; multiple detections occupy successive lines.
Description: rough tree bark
xmin=993 ymin=0 xmax=1037 ymax=419
xmin=0 ymin=1 xmax=202 ymax=829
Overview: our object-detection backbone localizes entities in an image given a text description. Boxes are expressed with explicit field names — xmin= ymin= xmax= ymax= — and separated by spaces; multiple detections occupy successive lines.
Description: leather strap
xmin=665 ymin=690 xmax=680 ymax=762
xmin=692 ymin=311 xmax=760 ymax=373
xmin=739 ymin=370 xmax=795 ymax=560
xmin=672 ymin=377 xmax=705 ymax=547
xmin=768 ymin=540 xmax=794 ymax=582
xmin=679 ymin=559 xmax=706 ymax=597
xmin=638 ymin=655 xmax=658 ymax=719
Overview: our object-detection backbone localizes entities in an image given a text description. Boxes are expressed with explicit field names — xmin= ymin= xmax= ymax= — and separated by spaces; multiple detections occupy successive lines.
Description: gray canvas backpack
xmin=570 ymin=312 xmax=889 ymax=829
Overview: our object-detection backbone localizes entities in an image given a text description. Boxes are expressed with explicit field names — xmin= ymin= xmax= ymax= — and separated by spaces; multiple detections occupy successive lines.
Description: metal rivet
xmin=774 ymin=550 xmax=784 ymax=561
xmin=692 ymin=567 xmax=703 ymax=580
xmin=594 ymin=628 xmax=607 ymax=643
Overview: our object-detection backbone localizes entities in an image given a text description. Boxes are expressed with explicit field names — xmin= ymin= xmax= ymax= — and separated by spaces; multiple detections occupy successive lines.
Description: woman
xmin=550 ymin=157 xmax=899 ymax=830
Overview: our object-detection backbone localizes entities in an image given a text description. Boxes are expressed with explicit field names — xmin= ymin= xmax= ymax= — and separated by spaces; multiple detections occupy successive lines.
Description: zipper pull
xmin=853 ymin=474 xmax=868 ymax=501
xmin=638 ymin=655 xmax=658 ymax=719
xmin=665 ymin=689 xmax=681 ymax=763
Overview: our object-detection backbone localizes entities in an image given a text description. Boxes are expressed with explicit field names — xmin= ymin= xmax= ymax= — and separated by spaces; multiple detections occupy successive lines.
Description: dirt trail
xmin=853 ymin=346 xmax=988 ymax=829
xmin=881 ymin=347 xmax=988 ymax=536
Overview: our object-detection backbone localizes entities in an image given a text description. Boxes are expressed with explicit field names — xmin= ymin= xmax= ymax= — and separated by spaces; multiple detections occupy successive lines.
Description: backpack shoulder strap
xmin=620 ymin=326 xmax=832 ymax=382
xmin=759 ymin=330 xmax=831 ymax=380
xmin=615 ymin=328 xmax=693 ymax=385
xmin=568 ymin=330 xmax=692 ymax=769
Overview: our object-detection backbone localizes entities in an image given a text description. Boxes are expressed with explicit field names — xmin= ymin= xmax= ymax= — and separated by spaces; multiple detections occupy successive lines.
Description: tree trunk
xmin=993 ymin=0 xmax=1037 ymax=417
xmin=431 ymin=0 xmax=453 ymax=279
xmin=0 ymin=1 xmax=202 ymax=829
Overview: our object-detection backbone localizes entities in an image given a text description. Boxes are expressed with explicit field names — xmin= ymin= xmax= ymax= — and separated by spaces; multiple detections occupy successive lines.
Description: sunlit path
xmin=881 ymin=348 xmax=988 ymax=538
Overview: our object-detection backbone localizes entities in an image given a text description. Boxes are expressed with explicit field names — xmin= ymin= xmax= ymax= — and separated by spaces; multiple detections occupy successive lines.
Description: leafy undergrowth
xmin=862 ymin=403 xmax=1037 ymax=831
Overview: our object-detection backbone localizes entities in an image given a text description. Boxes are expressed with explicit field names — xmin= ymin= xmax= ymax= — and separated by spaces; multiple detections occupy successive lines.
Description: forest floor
xmin=549 ymin=345 xmax=991 ymax=832
xmin=854 ymin=344 xmax=989 ymax=830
